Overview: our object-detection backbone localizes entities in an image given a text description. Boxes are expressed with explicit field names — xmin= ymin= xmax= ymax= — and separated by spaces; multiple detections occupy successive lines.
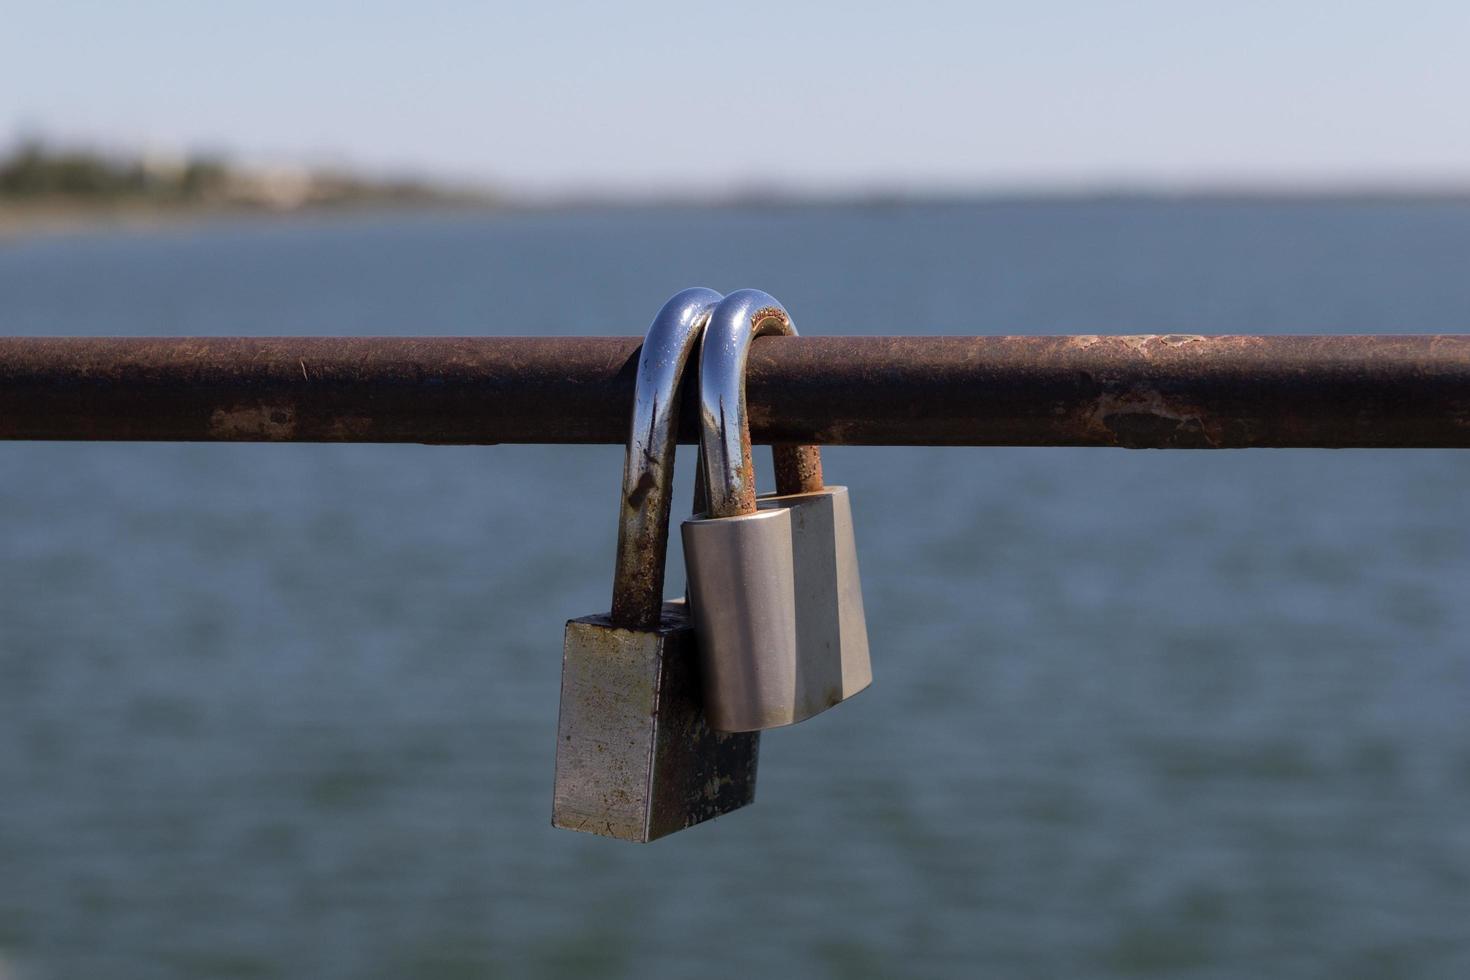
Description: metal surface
xmin=696 ymin=290 xmax=823 ymax=516
xmin=610 ymin=287 xmax=721 ymax=629
xmin=2 ymin=335 xmax=1470 ymax=448
xmin=553 ymin=289 xmax=758 ymax=843
xmin=553 ymin=603 xmax=758 ymax=841
xmin=681 ymin=289 xmax=871 ymax=732
xmin=683 ymin=487 xmax=872 ymax=732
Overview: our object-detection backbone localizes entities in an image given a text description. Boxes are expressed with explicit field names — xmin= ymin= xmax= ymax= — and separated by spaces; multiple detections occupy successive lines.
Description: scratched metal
xmin=553 ymin=604 xmax=759 ymax=842
xmin=1 ymin=335 xmax=1469 ymax=447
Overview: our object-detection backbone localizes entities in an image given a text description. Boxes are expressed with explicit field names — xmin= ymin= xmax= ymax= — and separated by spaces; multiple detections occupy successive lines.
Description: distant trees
xmin=2 ymin=141 xmax=133 ymax=197
xmin=0 ymin=140 xmax=234 ymax=201
xmin=0 ymin=141 xmax=482 ymax=210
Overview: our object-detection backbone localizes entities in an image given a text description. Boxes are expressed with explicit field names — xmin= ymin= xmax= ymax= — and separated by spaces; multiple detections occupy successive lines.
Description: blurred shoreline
xmin=0 ymin=198 xmax=496 ymax=240
xmin=0 ymin=140 xmax=495 ymax=240
xmin=8 ymin=189 xmax=1470 ymax=243
xmin=4 ymin=139 xmax=1470 ymax=243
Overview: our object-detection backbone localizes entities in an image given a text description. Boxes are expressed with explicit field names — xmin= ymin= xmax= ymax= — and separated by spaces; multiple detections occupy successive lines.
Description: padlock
xmin=681 ymin=289 xmax=872 ymax=732
xmin=552 ymin=287 xmax=759 ymax=842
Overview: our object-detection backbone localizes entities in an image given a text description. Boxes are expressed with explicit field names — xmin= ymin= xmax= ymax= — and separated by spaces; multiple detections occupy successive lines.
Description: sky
xmin=2 ymin=1 xmax=1468 ymax=195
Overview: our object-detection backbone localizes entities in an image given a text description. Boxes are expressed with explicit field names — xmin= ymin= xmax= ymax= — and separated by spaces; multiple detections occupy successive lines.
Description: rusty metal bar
xmin=0 ymin=335 xmax=1467 ymax=448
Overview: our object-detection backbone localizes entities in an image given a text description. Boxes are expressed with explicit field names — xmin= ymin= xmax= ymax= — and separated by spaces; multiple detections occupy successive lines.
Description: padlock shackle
xmin=610 ymin=287 xmax=723 ymax=630
xmin=697 ymin=289 xmax=825 ymax=518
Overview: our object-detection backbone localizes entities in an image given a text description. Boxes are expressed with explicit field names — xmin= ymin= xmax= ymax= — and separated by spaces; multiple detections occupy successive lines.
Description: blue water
xmin=2 ymin=202 xmax=1469 ymax=979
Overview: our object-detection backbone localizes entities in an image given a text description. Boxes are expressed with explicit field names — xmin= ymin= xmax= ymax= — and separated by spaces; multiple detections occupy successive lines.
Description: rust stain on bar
xmin=1 ymin=335 xmax=1468 ymax=448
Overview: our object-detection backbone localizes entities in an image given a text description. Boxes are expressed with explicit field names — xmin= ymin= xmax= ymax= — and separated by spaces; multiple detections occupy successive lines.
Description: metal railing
xmin=1 ymin=334 xmax=1467 ymax=448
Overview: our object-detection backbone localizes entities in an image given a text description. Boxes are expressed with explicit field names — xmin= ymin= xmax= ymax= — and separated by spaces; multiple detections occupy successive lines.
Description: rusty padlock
xmin=681 ymin=289 xmax=872 ymax=732
xmin=552 ymin=287 xmax=759 ymax=842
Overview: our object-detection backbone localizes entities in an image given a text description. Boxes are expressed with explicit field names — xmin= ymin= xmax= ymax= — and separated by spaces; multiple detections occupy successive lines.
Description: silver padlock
xmin=681 ymin=289 xmax=872 ymax=732
xmin=552 ymin=288 xmax=759 ymax=842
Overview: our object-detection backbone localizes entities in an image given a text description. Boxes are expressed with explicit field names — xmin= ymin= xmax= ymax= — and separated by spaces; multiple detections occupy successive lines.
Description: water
xmin=2 ymin=202 xmax=1469 ymax=979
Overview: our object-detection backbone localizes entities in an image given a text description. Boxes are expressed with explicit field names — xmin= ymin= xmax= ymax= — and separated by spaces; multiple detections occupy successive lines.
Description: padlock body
xmin=681 ymin=486 xmax=872 ymax=732
xmin=552 ymin=601 xmax=759 ymax=842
